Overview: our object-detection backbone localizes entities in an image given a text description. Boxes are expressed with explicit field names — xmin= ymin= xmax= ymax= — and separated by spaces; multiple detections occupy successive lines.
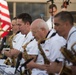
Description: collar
xmin=45 ymin=30 xmax=50 ymax=38
xmin=40 ymin=29 xmax=57 ymax=44
xmin=16 ymin=31 xmax=20 ymax=34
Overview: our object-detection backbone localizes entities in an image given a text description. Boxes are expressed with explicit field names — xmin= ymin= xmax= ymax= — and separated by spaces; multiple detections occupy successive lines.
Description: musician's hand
xmin=26 ymin=60 xmax=35 ymax=69
xmin=1 ymin=49 xmax=10 ymax=55
xmin=45 ymin=62 xmax=62 ymax=74
xmin=27 ymin=60 xmax=47 ymax=70
xmin=71 ymin=66 xmax=76 ymax=75
xmin=1 ymin=49 xmax=20 ymax=57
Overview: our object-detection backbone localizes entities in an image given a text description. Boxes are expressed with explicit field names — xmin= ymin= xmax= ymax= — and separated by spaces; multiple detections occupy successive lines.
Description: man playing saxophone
xmin=1 ymin=17 xmax=25 ymax=57
xmin=1 ymin=13 xmax=39 ymax=75
xmin=27 ymin=19 xmax=66 ymax=75
xmin=0 ymin=17 xmax=25 ymax=74
xmin=46 ymin=11 xmax=76 ymax=75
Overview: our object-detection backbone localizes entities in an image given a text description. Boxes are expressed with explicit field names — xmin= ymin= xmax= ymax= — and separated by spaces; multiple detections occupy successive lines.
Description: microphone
xmin=15 ymin=52 xmax=22 ymax=74
xmin=21 ymin=58 xmax=34 ymax=67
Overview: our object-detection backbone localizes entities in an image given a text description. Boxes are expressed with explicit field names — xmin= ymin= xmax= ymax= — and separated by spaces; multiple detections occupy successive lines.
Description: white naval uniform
xmin=3 ymin=31 xmax=34 ymax=75
xmin=26 ymin=38 xmax=48 ymax=75
xmin=18 ymin=31 xmax=34 ymax=65
xmin=64 ymin=26 xmax=76 ymax=66
xmin=12 ymin=32 xmax=25 ymax=50
xmin=0 ymin=32 xmax=25 ymax=75
xmin=32 ymin=29 xmax=66 ymax=75
xmin=3 ymin=29 xmax=66 ymax=75
xmin=67 ymin=26 xmax=76 ymax=51
xmin=19 ymin=31 xmax=34 ymax=52
xmin=46 ymin=16 xmax=54 ymax=30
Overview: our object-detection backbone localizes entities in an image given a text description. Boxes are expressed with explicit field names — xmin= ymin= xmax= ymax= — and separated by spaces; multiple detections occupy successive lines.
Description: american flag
xmin=0 ymin=0 xmax=11 ymax=38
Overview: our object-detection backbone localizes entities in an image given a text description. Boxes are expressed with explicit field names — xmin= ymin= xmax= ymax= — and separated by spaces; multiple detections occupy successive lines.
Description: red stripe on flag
xmin=0 ymin=11 xmax=10 ymax=18
xmin=1 ymin=31 xmax=8 ymax=37
xmin=0 ymin=0 xmax=11 ymax=38
xmin=1 ymin=19 xmax=11 ymax=26
xmin=0 ymin=2 xmax=8 ymax=10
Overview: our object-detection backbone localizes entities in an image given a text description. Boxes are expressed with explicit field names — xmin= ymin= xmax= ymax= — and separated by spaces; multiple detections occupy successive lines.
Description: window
xmin=8 ymin=2 xmax=47 ymax=21
xmin=8 ymin=2 xmax=13 ymax=19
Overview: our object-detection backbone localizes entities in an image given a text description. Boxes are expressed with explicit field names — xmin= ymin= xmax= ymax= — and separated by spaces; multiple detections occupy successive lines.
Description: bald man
xmin=27 ymin=19 xmax=66 ymax=75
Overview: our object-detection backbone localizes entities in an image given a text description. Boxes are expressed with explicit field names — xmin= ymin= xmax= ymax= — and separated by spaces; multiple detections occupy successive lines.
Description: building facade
xmin=7 ymin=0 xmax=76 ymax=23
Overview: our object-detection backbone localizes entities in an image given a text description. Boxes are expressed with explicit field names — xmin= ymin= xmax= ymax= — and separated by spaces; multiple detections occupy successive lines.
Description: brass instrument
xmin=9 ymin=34 xmax=16 ymax=66
xmin=4 ymin=33 xmax=16 ymax=66
xmin=38 ymin=39 xmax=50 ymax=64
xmin=22 ymin=39 xmax=34 ymax=75
xmin=59 ymin=62 xmax=72 ymax=75
xmin=38 ymin=39 xmax=54 ymax=75
xmin=71 ymin=42 xmax=76 ymax=56
xmin=4 ymin=58 xmax=11 ymax=65
xmin=60 ymin=44 xmax=76 ymax=65
xmin=59 ymin=42 xmax=76 ymax=75
xmin=37 ymin=32 xmax=56 ymax=75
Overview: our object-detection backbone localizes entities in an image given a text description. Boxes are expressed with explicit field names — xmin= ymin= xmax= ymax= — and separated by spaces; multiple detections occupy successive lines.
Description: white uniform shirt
xmin=67 ymin=26 xmax=76 ymax=51
xmin=41 ymin=29 xmax=66 ymax=75
xmin=3 ymin=31 xmax=34 ymax=74
xmin=46 ymin=16 xmax=54 ymax=30
xmin=20 ymin=31 xmax=35 ymax=65
xmin=19 ymin=31 xmax=34 ymax=52
xmin=65 ymin=26 xmax=76 ymax=66
xmin=12 ymin=32 xmax=25 ymax=50
xmin=32 ymin=29 xmax=66 ymax=75
xmin=26 ymin=39 xmax=39 ymax=55
xmin=36 ymin=29 xmax=66 ymax=63
xmin=30 ymin=41 xmax=48 ymax=75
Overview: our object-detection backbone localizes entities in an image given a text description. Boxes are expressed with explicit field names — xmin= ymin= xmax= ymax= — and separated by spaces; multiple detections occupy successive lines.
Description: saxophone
xmin=71 ymin=42 xmax=76 ymax=57
xmin=4 ymin=33 xmax=16 ymax=66
xmin=59 ymin=42 xmax=76 ymax=75
xmin=22 ymin=38 xmax=34 ymax=75
xmin=38 ymin=39 xmax=54 ymax=75
xmin=38 ymin=39 xmax=50 ymax=64
xmin=37 ymin=32 xmax=56 ymax=75
xmin=59 ymin=61 xmax=72 ymax=75
xmin=60 ymin=44 xmax=76 ymax=65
